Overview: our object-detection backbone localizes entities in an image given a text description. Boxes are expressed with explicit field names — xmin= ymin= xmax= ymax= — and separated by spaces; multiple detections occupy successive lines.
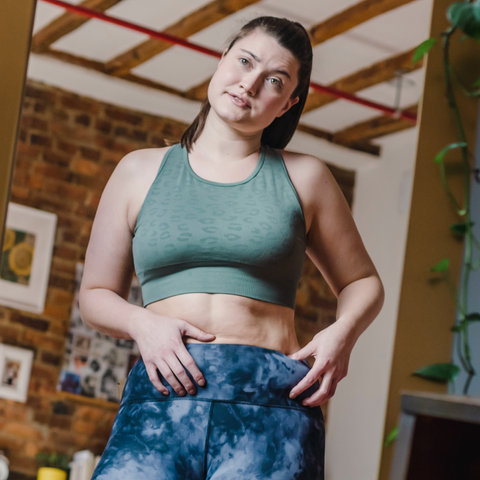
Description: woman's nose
xmin=240 ymin=73 xmax=261 ymax=96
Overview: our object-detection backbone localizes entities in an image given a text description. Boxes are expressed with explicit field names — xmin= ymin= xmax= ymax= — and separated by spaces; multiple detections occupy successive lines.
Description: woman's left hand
xmin=287 ymin=321 xmax=355 ymax=407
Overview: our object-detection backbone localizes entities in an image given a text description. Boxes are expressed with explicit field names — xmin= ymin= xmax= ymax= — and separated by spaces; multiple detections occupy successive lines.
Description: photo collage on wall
xmin=57 ymin=263 xmax=142 ymax=402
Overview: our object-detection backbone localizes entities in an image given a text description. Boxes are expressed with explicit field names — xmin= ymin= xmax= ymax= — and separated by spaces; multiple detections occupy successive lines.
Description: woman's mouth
xmin=229 ymin=93 xmax=250 ymax=108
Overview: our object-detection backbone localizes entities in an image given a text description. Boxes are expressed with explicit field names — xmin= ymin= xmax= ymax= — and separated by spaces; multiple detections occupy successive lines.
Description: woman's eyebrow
xmin=239 ymin=49 xmax=292 ymax=80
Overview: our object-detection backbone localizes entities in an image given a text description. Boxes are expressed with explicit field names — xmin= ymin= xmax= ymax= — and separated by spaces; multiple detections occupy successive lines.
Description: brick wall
xmin=0 ymin=79 xmax=355 ymax=478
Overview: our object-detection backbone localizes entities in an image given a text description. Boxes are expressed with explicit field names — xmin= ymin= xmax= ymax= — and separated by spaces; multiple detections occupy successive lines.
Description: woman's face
xmin=207 ymin=29 xmax=300 ymax=135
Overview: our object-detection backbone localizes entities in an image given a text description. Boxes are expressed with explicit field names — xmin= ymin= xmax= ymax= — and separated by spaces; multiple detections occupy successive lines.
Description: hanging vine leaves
xmin=412 ymin=37 xmax=437 ymax=63
xmin=413 ymin=363 xmax=460 ymax=382
xmin=447 ymin=0 xmax=480 ymax=43
xmin=431 ymin=258 xmax=450 ymax=272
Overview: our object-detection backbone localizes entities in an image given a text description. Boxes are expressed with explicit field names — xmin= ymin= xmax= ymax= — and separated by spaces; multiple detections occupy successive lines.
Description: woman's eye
xmin=269 ymin=78 xmax=281 ymax=86
xmin=240 ymin=58 xmax=249 ymax=66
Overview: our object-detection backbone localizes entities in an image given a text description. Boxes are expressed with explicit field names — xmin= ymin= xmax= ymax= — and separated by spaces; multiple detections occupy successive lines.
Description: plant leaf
xmin=431 ymin=258 xmax=450 ymax=272
xmin=384 ymin=425 xmax=399 ymax=447
xmin=465 ymin=312 xmax=480 ymax=321
xmin=434 ymin=142 xmax=468 ymax=164
xmin=474 ymin=77 xmax=480 ymax=87
xmin=412 ymin=37 xmax=436 ymax=63
xmin=449 ymin=222 xmax=474 ymax=234
xmin=413 ymin=363 xmax=460 ymax=383
xmin=447 ymin=1 xmax=480 ymax=42
xmin=451 ymin=324 xmax=463 ymax=332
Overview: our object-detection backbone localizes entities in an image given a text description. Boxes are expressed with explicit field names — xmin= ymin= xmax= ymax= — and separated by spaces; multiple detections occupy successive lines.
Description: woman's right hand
xmin=130 ymin=311 xmax=216 ymax=397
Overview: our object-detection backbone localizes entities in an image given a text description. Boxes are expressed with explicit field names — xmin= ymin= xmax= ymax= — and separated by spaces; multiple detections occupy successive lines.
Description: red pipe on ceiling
xmin=39 ymin=0 xmax=417 ymax=123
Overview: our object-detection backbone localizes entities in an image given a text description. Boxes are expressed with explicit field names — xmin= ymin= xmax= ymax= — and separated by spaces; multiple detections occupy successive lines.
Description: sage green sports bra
xmin=132 ymin=143 xmax=307 ymax=309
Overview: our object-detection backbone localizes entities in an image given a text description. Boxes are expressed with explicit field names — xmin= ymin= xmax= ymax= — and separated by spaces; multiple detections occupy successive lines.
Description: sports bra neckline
xmin=183 ymin=144 xmax=266 ymax=187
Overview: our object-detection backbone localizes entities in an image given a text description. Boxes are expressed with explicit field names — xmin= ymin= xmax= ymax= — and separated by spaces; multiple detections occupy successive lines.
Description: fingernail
xmin=198 ymin=379 xmax=205 ymax=386
xmin=289 ymin=392 xmax=296 ymax=399
xmin=162 ymin=391 xmax=169 ymax=397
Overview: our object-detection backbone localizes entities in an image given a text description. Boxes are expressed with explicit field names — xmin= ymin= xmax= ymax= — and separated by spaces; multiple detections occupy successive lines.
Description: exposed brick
xmin=132 ymin=129 xmax=148 ymax=142
xmin=75 ymin=114 xmax=91 ymax=127
xmin=75 ymin=406 xmax=105 ymax=422
xmin=34 ymin=101 xmax=47 ymax=113
xmin=56 ymin=140 xmax=77 ymax=155
xmin=8 ymin=454 xmax=39 ymax=474
xmin=49 ymin=415 xmax=71 ymax=430
xmin=30 ymin=134 xmax=52 ymax=148
xmin=24 ymin=442 xmax=39 ymax=458
xmin=10 ymin=186 xmax=30 ymax=201
xmin=52 ymin=108 xmax=69 ymax=122
xmin=113 ymin=126 xmax=129 ymax=138
xmin=21 ymin=116 xmax=48 ymax=131
xmin=60 ymin=95 xmax=99 ymax=114
xmin=0 ymin=435 xmax=25 ymax=453
xmin=0 ymin=325 xmax=22 ymax=343
xmin=4 ymin=423 xmax=43 ymax=441
xmin=10 ymin=312 xmax=49 ymax=332
xmin=44 ymin=179 xmax=88 ymax=203
xmin=16 ymin=142 xmax=42 ymax=159
xmin=22 ymin=330 xmax=64 ymax=352
xmin=70 ymin=158 xmax=99 ymax=176
xmin=28 ymin=175 xmax=43 ymax=189
xmin=95 ymin=119 xmax=112 ymax=134
xmin=104 ymin=107 xmax=143 ymax=125
xmin=25 ymin=85 xmax=56 ymax=103
xmin=0 ymin=402 xmax=28 ymax=422
xmin=42 ymin=150 xmax=70 ymax=167
xmin=40 ymin=351 xmax=62 ymax=367
xmin=32 ymin=162 xmax=72 ymax=182
xmin=72 ymin=419 xmax=96 ymax=435
xmin=79 ymin=146 xmax=101 ymax=162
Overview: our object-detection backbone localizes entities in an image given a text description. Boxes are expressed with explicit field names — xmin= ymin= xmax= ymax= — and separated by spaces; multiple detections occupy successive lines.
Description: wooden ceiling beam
xmin=309 ymin=0 xmax=416 ymax=46
xmin=332 ymin=103 xmax=418 ymax=143
xmin=37 ymin=47 xmax=190 ymax=98
xmin=104 ymin=0 xmax=262 ymax=76
xmin=296 ymin=124 xmax=381 ymax=156
xmin=303 ymin=48 xmax=423 ymax=113
xmin=31 ymin=0 xmax=123 ymax=53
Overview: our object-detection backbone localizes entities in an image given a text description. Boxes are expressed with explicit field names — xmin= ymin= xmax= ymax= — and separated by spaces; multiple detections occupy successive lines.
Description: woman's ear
xmin=277 ymin=96 xmax=300 ymax=117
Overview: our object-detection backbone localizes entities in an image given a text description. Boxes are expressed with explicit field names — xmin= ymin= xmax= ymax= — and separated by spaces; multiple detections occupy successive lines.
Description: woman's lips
xmin=229 ymin=93 xmax=250 ymax=108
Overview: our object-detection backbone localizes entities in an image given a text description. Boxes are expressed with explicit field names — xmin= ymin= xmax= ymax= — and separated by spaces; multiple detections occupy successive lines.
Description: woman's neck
xmin=193 ymin=110 xmax=262 ymax=164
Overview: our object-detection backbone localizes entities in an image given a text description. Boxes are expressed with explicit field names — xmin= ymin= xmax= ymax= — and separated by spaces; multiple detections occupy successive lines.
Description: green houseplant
xmin=385 ymin=0 xmax=480 ymax=447
xmin=35 ymin=453 xmax=70 ymax=480
xmin=411 ymin=0 xmax=480 ymax=395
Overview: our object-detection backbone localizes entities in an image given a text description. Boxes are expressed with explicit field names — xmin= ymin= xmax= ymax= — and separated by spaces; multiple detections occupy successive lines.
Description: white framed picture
xmin=0 ymin=203 xmax=57 ymax=313
xmin=0 ymin=344 xmax=34 ymax=402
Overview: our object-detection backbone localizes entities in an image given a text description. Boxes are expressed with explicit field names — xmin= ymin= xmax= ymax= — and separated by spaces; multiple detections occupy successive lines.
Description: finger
xmin=289 ymin=366 xmax=322 ymax=399
xmin=288 ymin=343 xmax=313 ymax=361
xmin=144 ymin=362 xmax=169 ymax=396
xmin=302 ymin=372 xmax=336 ymax=407
xmin=157 ymin=358 xmax=187 ymax=396
xmin=182 ymin=322 xmax=216 ymax=342
xmin=176 ymin=348 xmax=206 ymax=387
xmin=169 ymin=356 xmax=197 ymax=396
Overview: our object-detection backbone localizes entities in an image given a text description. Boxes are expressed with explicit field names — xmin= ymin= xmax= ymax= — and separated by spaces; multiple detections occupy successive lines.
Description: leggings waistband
xmin=121 ymin=343 xmax=321 ymax=414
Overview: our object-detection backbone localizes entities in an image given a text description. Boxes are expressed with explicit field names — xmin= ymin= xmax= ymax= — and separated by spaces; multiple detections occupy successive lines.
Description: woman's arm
xmin=287 ymin=154 xmax=384 ymax=406
xmin=79 ymin=149 xmax=215 ymax=397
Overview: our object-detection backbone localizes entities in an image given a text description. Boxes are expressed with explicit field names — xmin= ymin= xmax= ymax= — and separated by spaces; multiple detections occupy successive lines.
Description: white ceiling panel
xmin=301 ymin=68 xmax=425 ymax=132
xmin=260 ymin=0 xmax=361 ymax=29
xmin=132 ymin=45 xmax=219 ymax=91
xmin=49 ymin=0 xmax=213 ymax=62
xmin=32 ymin=0 xmax=85 ymax=34
xmin=189 ymin=3 xmax=285 ymax=51
xmin=311 ymin=0 xmax=433 ymax=85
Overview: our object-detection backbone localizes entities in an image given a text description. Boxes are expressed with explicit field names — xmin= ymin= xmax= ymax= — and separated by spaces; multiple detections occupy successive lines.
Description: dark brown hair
xmin=181 ymin=16 xmax=313 ymax=151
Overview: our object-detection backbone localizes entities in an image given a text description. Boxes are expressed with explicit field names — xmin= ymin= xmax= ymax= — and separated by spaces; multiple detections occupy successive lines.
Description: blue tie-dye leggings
xmin=92 ymin=343 xmax=325 ymax=479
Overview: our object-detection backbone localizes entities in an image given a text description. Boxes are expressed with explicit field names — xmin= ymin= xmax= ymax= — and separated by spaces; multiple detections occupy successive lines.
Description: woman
xmin=80 ymin=16 xmax=384 ymax=480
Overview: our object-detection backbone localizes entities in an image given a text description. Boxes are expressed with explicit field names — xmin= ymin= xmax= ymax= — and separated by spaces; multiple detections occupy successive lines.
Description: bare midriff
xmin=145 ymin=293 xmax=301 ymax=355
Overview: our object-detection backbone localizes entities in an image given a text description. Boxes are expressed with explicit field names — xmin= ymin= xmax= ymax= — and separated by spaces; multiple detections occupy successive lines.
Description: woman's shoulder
xmin=115 ymin=145 xmax=174 ymax=178
xmin=274 ymin=148 xmax=333 ymax=190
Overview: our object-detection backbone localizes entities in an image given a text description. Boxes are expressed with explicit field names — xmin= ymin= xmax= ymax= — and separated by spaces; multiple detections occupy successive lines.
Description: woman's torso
xmin=126 ymin=145 xmax=315 ymax=355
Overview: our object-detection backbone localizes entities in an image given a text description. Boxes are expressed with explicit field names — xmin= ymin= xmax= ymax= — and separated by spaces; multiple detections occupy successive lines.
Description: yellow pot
xmin=37 ymin=467 xmax=67 ymax=480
